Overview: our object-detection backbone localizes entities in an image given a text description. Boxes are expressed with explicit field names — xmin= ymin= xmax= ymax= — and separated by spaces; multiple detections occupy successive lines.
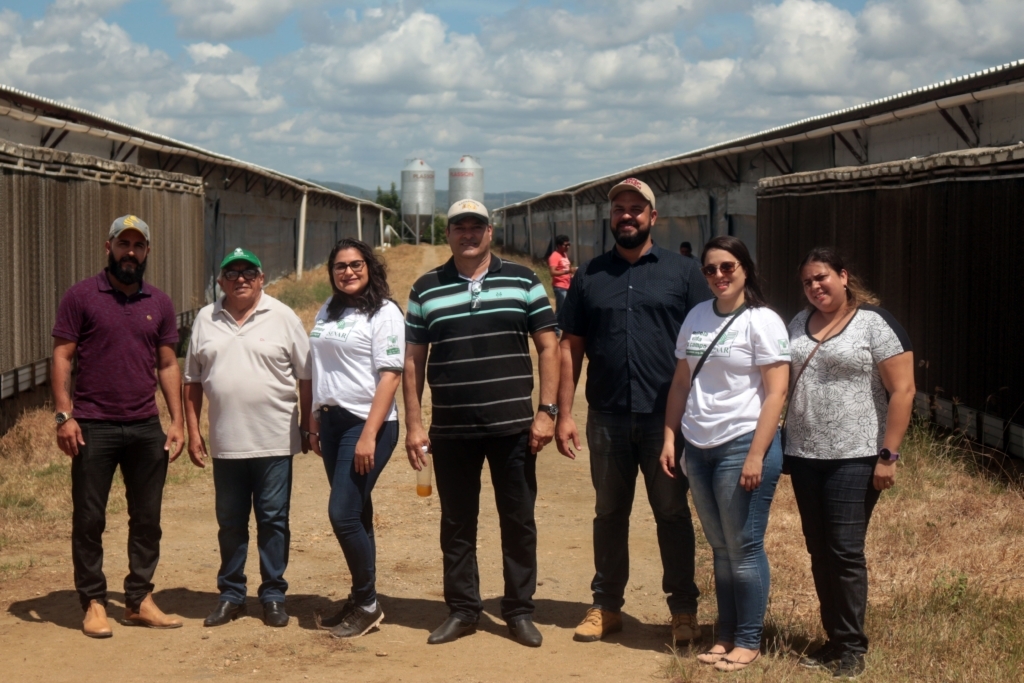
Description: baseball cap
xmin=607 ymin=177 xmax=656 ymax=210
xmin=447 ymin=198 xmax=489 ymax=225
xmin=220 ymin=247 xmax=262 ymax=270
xmin=109 ymin=215 xmax=151 ymax=242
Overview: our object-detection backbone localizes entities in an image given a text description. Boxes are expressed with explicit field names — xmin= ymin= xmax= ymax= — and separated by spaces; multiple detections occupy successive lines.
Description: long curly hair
xmin=798 ymin=247 xmax=879 ymax=307
xmin=324 ymin=238 xmax=393 ymax=320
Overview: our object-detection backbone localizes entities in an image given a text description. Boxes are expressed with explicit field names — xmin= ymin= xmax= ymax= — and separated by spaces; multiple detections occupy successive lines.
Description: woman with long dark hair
xmin=785 ymin=247 xmax=914 ymax=678
xmin=308 ymin=238 xmax=404 ymax=639
xmin=659 ymin=236 xmax=790 ymax=672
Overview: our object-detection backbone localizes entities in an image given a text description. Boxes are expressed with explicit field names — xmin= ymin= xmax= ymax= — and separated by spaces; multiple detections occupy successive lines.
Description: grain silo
xmin=448 ymin=155 xmax=484 ymax=204
xmin=401 ymin=158 xmax=435 ymax=242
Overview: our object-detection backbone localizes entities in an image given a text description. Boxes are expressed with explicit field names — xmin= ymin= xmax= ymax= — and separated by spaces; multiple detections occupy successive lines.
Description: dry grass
xmin=664 ymin=421 xmax=1024 ymax=682
xmin=0 ymin=362 xmax=208 ymax=576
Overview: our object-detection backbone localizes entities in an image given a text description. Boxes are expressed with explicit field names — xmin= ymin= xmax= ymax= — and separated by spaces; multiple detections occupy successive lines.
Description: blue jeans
xmin=553 ymin=287 xmax=568 ymax=335
xmin=212 ymin=455 xmax=293 ymax=605
xmin=586 ymin=410 xmax=699 ymax=614
xmin=318 ymin=405 xmax=398 ymax=607
xmin=685 ymin=430 xmax=782 ymax=649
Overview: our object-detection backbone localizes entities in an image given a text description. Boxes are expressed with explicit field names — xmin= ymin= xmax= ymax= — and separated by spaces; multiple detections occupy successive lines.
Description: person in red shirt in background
xmin=547 ymin=235 xmax=575 ymax=335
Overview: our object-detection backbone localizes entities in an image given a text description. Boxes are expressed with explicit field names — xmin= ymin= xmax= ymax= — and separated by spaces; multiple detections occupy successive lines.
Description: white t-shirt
xmin=184 ymin=293 xmax=312 ymax=459
xmin=310 ymin=299 xmax=405 ymax=421
xmin=676 ymin=301 xmax=790 ymax=449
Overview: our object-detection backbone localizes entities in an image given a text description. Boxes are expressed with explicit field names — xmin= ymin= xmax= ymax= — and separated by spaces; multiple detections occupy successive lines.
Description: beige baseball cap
xmin=447 ymin=198 xmax=490 ymax=225
xmin=607 ymin=177 xmax=656 ymax=210
xmin=108 ymin=215 xmax=151 ymax=242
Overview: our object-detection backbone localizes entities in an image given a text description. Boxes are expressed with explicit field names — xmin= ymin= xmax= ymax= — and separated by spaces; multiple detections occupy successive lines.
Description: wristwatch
xmin=538 ymin=404 xmax=559 ymax=417
xmin=55 ymin=411 xmax=72 ymax=426
xmin=879 ymin=448 xmax=900 ymax=462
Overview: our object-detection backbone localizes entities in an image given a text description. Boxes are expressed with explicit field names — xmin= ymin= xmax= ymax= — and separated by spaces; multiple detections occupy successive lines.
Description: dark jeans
xmin=318 ymin=405 xmax=398 ymax=607
xmin=553 ymin=287 xmax=568 ymax=335
xmin=432 ymin=431 xmax=537 ymax=622
xmin=71 ymin=417 xmax=167 ymax=611
xmin=686 ymin=430 xmax=783 ymax=649
xmin=212 ymin=455 xmax=293 ymax=604
xmin=788 ymin=455 xmax=881 ymax=655
xmin=586 ymin=410 xmax=699 ymax=614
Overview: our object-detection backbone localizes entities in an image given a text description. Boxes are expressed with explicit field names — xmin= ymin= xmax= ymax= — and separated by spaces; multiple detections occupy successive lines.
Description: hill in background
xmin=310 ymin=180 xmax=538 ymax=212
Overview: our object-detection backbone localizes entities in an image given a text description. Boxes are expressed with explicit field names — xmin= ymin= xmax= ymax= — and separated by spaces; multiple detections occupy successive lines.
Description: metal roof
xmin=0 ymin=83 xmax=393 ymax=213
xmin=499 ymin=58 xmax=1024 ymax=211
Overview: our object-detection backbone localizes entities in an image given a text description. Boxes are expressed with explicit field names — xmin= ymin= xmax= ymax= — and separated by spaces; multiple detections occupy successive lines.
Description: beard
xmin=612 ymin=219 xmax=650 ymax=250
xmin=108 ymin=252 xmax=147 ymax=285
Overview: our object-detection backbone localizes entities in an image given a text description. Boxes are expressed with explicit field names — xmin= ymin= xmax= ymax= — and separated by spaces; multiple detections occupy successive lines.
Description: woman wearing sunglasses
xmin=784 ymin=248 xmax=914 ymax=679
xmin=659 ymin=236 xmax=790 ymax=673
xmin=308 ymin=238 xmax=404 ymax=639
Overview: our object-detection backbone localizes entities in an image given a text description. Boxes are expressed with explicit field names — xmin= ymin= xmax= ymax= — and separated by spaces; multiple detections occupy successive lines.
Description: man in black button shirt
xmin=555 ymin=178 xmax=711 ymax=643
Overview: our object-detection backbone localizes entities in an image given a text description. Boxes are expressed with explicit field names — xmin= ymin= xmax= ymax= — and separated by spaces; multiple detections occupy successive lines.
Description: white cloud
xmin=186 ymin=42 xmax=232 ymax=64
xmin=0 ymin=0 xmax=1021 ymax=191
xmin=164 ymin=0 xmax=316 ymax=41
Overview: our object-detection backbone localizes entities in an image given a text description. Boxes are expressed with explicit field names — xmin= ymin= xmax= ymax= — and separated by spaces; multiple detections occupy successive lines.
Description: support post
xmin=379 ymin=209 xmax=385 ymax=247
xmin=356 ymin=204 xmax=363 ymax=242
xmin=415 ymin=203 xmax=420 ymax=245
xmin=296 ymin=190 xmax=308 ymax=280
xmin=571 ymin=194 xmax=578 ymax=260
xmin=527 ymin=203 xmax=533 ymax=258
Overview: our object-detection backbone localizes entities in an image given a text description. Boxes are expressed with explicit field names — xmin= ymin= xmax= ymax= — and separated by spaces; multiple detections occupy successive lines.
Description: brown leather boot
xmin=123 ymin=593 xmax=183 ymax=629
xmin=83 ymin=600 xmax=113 ymax=638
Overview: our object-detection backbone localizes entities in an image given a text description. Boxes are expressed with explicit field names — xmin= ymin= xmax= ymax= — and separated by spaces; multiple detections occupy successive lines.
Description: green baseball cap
xmin=220 ymin=247 xmax=262 ymax=270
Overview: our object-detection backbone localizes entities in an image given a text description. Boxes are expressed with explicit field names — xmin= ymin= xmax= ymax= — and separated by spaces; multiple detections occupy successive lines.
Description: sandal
xmin=714 ymin=652 xmax=761 ymax=672
xmin=697 ymin=650 xmax=728 ymax=665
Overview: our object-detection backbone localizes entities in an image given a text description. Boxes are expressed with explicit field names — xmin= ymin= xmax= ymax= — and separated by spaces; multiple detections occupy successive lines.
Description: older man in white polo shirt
xmin=183 ymin=248 xmax=313 ymax=629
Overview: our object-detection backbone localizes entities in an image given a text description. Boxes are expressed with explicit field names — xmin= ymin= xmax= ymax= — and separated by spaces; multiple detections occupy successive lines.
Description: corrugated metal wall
xmin=757 ymin=177 xmax=1024 ymax=430
xmin=0 ymin=142 xmax=204 ymax=385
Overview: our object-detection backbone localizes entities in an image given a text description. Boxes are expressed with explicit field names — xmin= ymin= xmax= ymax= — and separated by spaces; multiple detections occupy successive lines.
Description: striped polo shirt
xmin=407 ymin=256 xmax=557 ymax=439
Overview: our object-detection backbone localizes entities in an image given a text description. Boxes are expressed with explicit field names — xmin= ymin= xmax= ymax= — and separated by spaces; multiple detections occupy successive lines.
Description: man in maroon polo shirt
xmin=52 ymin=215 xmax=186 ymax=638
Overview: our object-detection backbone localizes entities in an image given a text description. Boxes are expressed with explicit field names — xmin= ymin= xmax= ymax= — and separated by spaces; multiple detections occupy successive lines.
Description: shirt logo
xmin=686 ymin=330 xmax=739 ymax=357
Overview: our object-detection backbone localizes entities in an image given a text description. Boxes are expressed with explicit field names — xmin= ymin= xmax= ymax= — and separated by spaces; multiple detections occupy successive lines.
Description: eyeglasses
xmin=701 ymin=262 xmax=739 ymax=277
xmin=223 ymin=268 xmax=260 ymax=281
xmin=469 ymin=280 xmax=482 ymax=309
xmin=332 ymin=260 xmax=366 ymax=273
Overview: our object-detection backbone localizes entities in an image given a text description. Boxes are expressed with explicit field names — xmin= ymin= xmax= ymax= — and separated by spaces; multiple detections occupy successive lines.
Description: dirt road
xmin=0 ymin=245 xmax=696 ymax=682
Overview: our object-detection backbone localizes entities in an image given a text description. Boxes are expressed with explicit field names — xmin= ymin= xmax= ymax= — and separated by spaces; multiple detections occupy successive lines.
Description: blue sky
xmin=0 ymin=1 xmax=1020 ymax=192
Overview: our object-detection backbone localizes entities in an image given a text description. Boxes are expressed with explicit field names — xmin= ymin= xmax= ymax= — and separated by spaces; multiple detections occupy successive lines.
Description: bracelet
xmin=300 ymin=429 xmax=319 ymax=439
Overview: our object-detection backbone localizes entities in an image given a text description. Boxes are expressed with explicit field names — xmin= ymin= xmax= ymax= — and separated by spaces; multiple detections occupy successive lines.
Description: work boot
xmin=573 ymin=607 xmax=622 ymax=642
xmin=123 ymin=593 xmax=183 ymax=629
xmin=670 ymin=612 xmax=701 ymax=643
xmin=83 ymin=600 xmax=112 ymax=638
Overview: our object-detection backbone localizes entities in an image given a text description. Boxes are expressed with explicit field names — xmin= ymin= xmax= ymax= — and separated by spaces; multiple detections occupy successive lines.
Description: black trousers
xmin=71 ymin=417 xmax=168 ymax=611
xmin=432 ymin=431 xmax=537 ymax=622
xmin=788 ymin=455 xmax=881 ymax=655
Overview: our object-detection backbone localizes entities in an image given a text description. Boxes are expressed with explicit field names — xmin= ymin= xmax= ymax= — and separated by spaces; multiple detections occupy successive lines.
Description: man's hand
xmin=187 ymin=432 xmax=208 ymax=468
xmin=406 ymin=424 xmax=430 ymax=470
xmin=555 ymin=414 xmax=580 ymax=460
xmin=57 ymin=418 xmax=85 ymax=457
xmin=165 ymin=421 xmax=185 ymax=462
xmin=529 ymin=412 xmax=555 ymax=454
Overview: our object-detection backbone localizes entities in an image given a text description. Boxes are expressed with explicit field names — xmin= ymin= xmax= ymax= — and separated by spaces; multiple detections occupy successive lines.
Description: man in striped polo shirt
xmin=404 ymin=199 xmax=560 ymax=648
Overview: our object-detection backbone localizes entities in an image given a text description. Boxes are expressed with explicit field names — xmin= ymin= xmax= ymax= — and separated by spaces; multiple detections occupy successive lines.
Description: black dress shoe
xmin=508 ymin=616 xmax=543 ymax=647
xmin=203 ymin=600 xmax=246 ymax=627
xmin=262 ymin=602 xmax=289 ymax=627
xmin=426 ymin=616 xmax=476 ymax=644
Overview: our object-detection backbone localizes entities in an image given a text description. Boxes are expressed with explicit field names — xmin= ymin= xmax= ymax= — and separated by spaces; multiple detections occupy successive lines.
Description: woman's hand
xmin=310 ymin=432 xmax=322 ymax=457
xmin=659 ymin=442 xmax=677 ymax=479
xmin=740 ymin=454 xmax=763 ymax=491
xmin=873 ymin=460 xmax=896 ymax=491
xmin=354 ymin=433 xmax=376 ymax=475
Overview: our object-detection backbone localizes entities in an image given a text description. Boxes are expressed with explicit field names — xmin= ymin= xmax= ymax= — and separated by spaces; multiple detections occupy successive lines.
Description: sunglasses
xmin=223 ymin=268 xmax=260 ymax=281
xmin=469 ymin=280 xmax=483 ymax=309
xmin=332 ymin=260 xmax=366 ymax=273
xmin=701 ymin=262 xmax=739 ymax=277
